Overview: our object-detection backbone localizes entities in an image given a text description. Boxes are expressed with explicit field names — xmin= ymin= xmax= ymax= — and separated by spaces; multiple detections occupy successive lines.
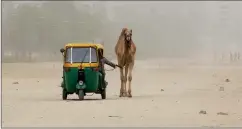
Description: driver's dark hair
xmin=98 ymin=49 xmax=103 ymax=57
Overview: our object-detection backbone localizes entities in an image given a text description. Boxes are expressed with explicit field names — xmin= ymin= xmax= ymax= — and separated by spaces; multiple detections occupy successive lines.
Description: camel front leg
xmin=119 ymin=67 xmax=125 ymax=97
xmin=124 ymin=64 xmax=129 ymax=97
xmin=127 ymin=62 xmax=134 ymax=98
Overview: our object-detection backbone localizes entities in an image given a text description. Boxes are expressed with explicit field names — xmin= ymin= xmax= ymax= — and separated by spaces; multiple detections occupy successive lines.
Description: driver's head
xmin=98 ymin=50 xmax=103 ymax=58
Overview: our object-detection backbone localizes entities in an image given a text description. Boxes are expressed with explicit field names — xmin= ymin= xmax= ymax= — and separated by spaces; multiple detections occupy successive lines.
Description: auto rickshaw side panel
xmin=64 ymin=67 xmax=79 ymax=93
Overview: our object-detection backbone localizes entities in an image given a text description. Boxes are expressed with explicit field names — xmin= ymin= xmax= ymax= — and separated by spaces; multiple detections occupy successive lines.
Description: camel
xmin=115 ymin=28 xmax=136 ymax=97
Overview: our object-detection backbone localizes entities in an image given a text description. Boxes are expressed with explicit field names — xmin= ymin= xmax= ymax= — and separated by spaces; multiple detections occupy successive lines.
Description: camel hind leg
xmin=127 ymin=62 xmax=134 ymax=98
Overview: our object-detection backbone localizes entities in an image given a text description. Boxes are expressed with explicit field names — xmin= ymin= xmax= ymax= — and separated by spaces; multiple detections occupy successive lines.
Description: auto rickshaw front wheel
xmin=78 ymin=90 xmax=85 ymax=100
xmin=101 ymin=88 xmax=106 ymax=99
xmin=62 ymin=89 xmax=68 ymax=100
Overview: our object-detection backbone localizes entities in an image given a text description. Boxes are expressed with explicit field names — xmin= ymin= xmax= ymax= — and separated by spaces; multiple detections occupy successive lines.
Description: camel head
xmin=123 ymin=28 xmax=132 ymax=46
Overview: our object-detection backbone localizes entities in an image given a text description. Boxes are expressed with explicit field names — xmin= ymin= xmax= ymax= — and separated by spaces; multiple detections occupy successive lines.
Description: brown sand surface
xmin=2 ymin=61 xmax=242 ymax=127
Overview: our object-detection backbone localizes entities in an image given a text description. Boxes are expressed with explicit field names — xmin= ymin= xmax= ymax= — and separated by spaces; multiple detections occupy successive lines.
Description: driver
xmin=98 ymin=49 xmax=120 ymax=88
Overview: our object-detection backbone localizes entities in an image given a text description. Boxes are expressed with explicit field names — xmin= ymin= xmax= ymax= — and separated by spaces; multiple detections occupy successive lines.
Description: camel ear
xmin=130 ymin=29 xmax=132 ymax=34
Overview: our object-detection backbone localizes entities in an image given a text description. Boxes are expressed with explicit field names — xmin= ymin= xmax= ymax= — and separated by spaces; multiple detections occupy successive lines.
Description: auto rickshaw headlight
xmin=79 ymin=80 xmax=83 ymax=85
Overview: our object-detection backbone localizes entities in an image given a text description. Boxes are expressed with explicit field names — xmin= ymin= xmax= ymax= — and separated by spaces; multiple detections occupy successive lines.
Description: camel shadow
xmin=113 ymin=93 xmax=163 ymax=99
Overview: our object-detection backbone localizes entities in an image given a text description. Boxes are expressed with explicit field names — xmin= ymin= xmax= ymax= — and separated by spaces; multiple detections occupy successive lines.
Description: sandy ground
xmin=2 ymin=60 xmax=242 ymax=127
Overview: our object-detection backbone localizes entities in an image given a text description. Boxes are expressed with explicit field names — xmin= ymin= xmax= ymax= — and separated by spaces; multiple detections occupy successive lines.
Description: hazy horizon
xmin=2 ymin=1 xmax=241 ymax=63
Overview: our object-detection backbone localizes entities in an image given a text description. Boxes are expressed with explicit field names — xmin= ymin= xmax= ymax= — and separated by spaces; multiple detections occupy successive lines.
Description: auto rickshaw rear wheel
xmin=78 ymin=90 xmax=84 ymax=100
xmin=62 ymin=89 xmax=68 ymax=100
xmin=101 ymin=88 xmax=106 ymax=99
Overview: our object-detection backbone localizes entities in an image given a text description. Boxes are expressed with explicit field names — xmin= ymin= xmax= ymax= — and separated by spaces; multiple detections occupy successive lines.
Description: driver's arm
xmin=102 ymin=57 xmax=116 ymax=68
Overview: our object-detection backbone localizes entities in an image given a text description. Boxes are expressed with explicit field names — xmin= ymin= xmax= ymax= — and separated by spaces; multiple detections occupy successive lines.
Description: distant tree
xmin=3 ymin=3 xmax=42 ymax=62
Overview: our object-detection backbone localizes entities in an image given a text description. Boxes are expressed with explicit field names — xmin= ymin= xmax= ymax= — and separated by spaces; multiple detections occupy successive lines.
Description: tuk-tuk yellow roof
xmin=65 ymin=43 xmax=104 ymax=49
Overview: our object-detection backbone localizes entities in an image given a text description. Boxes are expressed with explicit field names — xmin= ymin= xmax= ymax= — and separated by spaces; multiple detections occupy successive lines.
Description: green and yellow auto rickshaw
xmin=60 ymin=43 xmax=106 ymax=100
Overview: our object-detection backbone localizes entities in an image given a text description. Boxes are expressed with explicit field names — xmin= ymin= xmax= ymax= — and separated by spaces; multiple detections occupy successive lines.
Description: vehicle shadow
xmin=66 ymin=98 xmax=119 ymax=101
xmin=21 ymin=96 xmax=119 ymax=102
xmin=23 ymin=94 xmax=161 ymax=102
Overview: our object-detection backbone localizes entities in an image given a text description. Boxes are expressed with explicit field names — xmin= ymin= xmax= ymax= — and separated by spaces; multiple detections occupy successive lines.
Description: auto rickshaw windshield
xmin=65 ymin=47 xmax=98 ymax=63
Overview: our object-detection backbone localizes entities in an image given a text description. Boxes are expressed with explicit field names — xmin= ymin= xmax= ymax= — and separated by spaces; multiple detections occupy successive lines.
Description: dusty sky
xmin=2 ymin=1 xmax=242 ymax=62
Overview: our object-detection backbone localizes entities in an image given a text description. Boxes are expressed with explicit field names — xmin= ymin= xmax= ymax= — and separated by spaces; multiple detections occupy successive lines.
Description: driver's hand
xmin=115 ymin=64 xmax=121 ymax=69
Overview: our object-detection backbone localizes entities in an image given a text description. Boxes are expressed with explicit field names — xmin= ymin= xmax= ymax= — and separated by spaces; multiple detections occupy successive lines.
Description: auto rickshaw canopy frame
xmin=61 ymin=43 xmax=104 ymax=68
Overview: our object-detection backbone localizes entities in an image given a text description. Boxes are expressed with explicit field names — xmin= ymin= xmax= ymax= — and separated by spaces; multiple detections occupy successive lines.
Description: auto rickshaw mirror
xmin=60 ymin=48 xmax=65 ymax=53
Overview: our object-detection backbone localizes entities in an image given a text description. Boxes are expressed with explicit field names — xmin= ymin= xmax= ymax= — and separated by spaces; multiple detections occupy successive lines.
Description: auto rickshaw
xmin=60 ymin=43 xmax=106 ymax=100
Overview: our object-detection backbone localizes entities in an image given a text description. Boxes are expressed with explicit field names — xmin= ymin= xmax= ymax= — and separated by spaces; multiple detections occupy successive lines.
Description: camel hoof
xmin=127 ymin=93 xmax=132 ymax=98
xmin=119 ymin=92 xmax=125 ymax=97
